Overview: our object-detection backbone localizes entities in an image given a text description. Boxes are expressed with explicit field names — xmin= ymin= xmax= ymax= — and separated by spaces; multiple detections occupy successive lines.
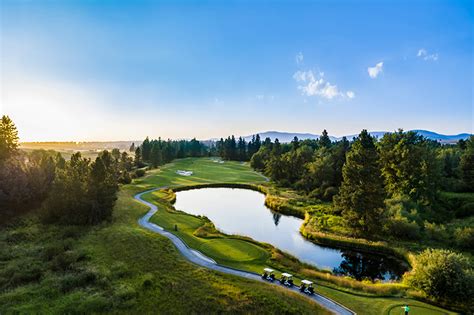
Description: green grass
xmin=136 ymin=157 xmax=267 ymax=187
xmin=0 ymin=158 xmax=330 ymax=314
xmin=0 ymin=157 xmax=459 ymax=314
xmin=140 ymin=158 xmax=458 ymax=315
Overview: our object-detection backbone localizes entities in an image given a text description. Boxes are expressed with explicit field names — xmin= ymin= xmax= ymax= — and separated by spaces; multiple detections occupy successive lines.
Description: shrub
xmin=404 ymin=249 xmax=474 ymax=304
xmin=384 ymin=196 xmax=422 ymax=240
xmin=385 ymin=216 xmax=421 ymax=240
xmin=454 ymin=227 xmax=474 ymax=250
xmin=457 ymin=202 xmax=474 ymax=218
xmin=424 ymin=222 xmax=448 ymax=241
xmin=133 ymin=169 xmax=146 ymax=178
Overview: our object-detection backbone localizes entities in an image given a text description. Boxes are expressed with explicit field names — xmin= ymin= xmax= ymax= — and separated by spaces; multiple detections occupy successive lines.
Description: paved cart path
xmin=136 ymin=187 xmax=355 ymax=315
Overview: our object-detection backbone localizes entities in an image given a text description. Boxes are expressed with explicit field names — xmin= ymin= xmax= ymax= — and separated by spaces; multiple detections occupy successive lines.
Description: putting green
xmin=387 ymin=304 xmax=449 ymax=315
xmin=200 ymin=239 xmax=269 ymax=262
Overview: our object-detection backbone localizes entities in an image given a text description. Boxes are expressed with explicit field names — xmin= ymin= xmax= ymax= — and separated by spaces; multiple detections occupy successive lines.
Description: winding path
xmin=136 ymin=187 xmax=355 ymax=315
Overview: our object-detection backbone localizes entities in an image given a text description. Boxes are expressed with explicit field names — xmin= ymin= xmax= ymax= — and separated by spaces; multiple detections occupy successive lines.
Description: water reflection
xmin=272 ymin=213 xmax=281 ymax=226
xmin=333 ymin=251 xmax=406 ymax=281
xmin=174 ymin=187 xmax=407 ymax=281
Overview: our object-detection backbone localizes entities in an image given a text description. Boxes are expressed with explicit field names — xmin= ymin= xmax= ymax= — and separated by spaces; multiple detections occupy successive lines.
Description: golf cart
xmin=299 ymin=279 xmax=314 ymax=295
xmin=261 ymin=268 xmax=275 ymax=282
xmin=279 ymin=273 xmax=294 ymax=287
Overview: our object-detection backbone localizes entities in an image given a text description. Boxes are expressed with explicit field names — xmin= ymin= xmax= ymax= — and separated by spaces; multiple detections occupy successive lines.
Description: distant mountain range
xmin=241 ymin=130 xmax=472 ymax=144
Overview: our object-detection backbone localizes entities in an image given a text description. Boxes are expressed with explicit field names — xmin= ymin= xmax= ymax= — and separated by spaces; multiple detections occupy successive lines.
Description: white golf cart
xmin=279 ymin=272 xmax=294 ymax=287
xmin=299 ymin=279 xmax=314 ymax=295
xmin=261 ymin=268 xmax=276 ymax=282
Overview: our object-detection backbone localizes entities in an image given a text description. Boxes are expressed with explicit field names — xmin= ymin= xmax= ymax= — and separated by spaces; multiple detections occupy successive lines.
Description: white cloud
xmin=293 ymin=70 xmax=352 ymax=100
xmin=346 ymin=91 xmax=355 ymax=99
xmin=417 ymin=48 xmax=438 ymax=61
xmin=296 ymin=52 xmax=304 ymax=65
xmin=368 ymin=62 xmax=383 ymax=79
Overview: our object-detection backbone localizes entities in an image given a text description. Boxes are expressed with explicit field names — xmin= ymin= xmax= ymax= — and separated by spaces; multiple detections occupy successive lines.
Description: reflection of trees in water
xmin=333 ymin=251 xmax=404 ymax=281
xmin=272 ymin=213 xmax=281 ymax=226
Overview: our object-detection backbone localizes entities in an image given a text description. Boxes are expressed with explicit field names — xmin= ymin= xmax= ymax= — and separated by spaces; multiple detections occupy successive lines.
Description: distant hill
xmin=243 ymin=130 xmax=472 ymax=144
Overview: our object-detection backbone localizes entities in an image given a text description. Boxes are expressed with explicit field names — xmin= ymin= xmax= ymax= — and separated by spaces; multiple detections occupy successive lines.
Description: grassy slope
xmin=141 ymin=158 xmax=456 ymax=315
xmin=0 ymin=159 xmax=329 ymax=314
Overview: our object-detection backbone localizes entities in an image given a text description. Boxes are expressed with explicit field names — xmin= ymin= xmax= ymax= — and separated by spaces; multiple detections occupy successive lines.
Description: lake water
xmin=174 ymin=187 xmax=407 ymax=281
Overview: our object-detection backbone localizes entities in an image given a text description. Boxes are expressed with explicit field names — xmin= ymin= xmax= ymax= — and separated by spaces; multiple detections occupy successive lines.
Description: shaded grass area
xmin=141 ymin=158 xmax=457 ymax=315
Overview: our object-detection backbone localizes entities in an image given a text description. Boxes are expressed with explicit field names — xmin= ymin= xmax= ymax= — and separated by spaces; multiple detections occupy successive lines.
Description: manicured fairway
xmin=200 ymin=239 xmax=268 ymax=262
xmin=136 ymin=157 xmax=268 ymax=188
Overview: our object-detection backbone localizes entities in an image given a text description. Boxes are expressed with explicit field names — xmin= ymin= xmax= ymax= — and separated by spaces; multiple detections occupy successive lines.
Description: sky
xmin=1 ymin=0 xmax=473 ymax=141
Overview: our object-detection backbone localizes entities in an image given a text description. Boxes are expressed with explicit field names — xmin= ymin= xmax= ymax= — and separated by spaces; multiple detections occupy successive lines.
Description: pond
xmin=174 ymin=187 xmax=408 ymax=281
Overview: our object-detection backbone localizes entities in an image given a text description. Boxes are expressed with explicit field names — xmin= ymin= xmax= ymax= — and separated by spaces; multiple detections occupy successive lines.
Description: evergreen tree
xmin=460 ymin=136 xmax=474 ymax=191
xmin=0 ymin=115 xmax=19 ymax=162
xmin=291 ymin=136 xmax=299 ymax=150
xmin=150 ymin=143 xmax=163 ymax=168
xmin=319 ymin=129 xmax=332 ymax=149
xmin=255 ymin=134 xmax=262 ymax=151
xmin=237 ymin=137 xmax=247 ymax=161
xmin=87 ymin=151 xmax=118 ymax=224
xmin=378 ymin=130 xmax=441 ymax=204
xmin=141 ymin=137 xmax=151 ymax=161
xmin=134 ymin=147 xmax=142 ymax=167
xmin=334 ymin=130 xmax=386 ymax=237
xmin=129 ymin=142 xmax=135 ymax=153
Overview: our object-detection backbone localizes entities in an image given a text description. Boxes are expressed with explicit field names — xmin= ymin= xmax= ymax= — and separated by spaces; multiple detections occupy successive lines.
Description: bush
xmin=454 ymin=227 xmax=474 ymax=250
xmin=133 ymin=169 xmax=146 ymax=178
xmin=404 ymin=249 xmax=474 ymax=305
xmin=384 ymin=196 xmax=422 ymax=240
xmin=457 ymin=202 xmax=474 ymax=218
xmin=385 ymin=216 xmax=421 ymax=240
xmin=424 ymin=222 xmax=448 ymax=241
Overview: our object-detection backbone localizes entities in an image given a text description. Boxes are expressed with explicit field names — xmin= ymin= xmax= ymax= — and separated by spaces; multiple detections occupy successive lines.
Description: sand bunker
xmin=176 ymin=170 xmax=193 ymax=176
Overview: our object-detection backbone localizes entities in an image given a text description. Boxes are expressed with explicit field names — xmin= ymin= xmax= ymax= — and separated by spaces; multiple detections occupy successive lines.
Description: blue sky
xmin=1 ymin=0 xmax=472 ymax=141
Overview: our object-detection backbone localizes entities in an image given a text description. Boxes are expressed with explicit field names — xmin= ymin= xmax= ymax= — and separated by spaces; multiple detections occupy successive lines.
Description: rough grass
xmin=0 ymin=159 xmax=329 ymax=314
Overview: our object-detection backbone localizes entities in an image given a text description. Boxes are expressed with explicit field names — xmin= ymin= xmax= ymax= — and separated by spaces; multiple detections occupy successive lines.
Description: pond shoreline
xmin=171 ymin=182 xmax=412 ymax=270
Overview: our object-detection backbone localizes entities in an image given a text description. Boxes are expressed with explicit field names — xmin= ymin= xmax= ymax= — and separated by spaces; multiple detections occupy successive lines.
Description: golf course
xmin=133 ymin=157 xmax=456 ymax=315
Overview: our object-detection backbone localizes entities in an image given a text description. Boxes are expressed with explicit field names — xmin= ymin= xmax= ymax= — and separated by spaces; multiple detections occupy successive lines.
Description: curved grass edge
xmin=172 ymin=183 xmax=413 ymax=267
xmin=148 ymin=180 xmax=460 ymax=313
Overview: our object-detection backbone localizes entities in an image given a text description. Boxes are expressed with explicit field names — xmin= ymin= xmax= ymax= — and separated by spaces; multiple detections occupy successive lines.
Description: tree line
xmin=133 ymin=137 xmax=208 ymax=168
xmin=244 ymin=129 xmax=473 ymax=238
xmin=0 ymin=116 xmax=133 ymax=225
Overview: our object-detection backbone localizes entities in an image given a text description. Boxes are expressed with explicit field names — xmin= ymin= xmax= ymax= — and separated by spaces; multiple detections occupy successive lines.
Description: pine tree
xmin=129 ymin=142 xmax=135 ymax=152
xmin=150 ymin=143 xmax=162 ymax=168
xmin=334 ymin=130 xmax=386 ymax=237
xmin=319 ymin=129 xmax=332 ymax=148
xmin=237 ymin=137 xmax=247 ymax=161
xmin=134 ymin=147 xmax=142 ymax=167
xmin=0 ymin=115 xmax=19 ymax=161
xmin=141 ymin=137 xmax=151 ymax=161
xmin=460 ymin=136 xmax=474 ymax=191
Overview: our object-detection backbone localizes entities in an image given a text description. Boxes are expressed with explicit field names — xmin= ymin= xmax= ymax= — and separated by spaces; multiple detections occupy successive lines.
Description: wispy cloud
xmin=368 ymin=62 xmax=383 ymax=79
xmin=417 ymin=48 xmax=438 ymax=61
xmin=296 ymin=52 xmax=304 ymax=65
xmin=346 ymin=91 xmax=355 ymax=99
xmin=293 ymin=70 xmax=353 ymax=100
